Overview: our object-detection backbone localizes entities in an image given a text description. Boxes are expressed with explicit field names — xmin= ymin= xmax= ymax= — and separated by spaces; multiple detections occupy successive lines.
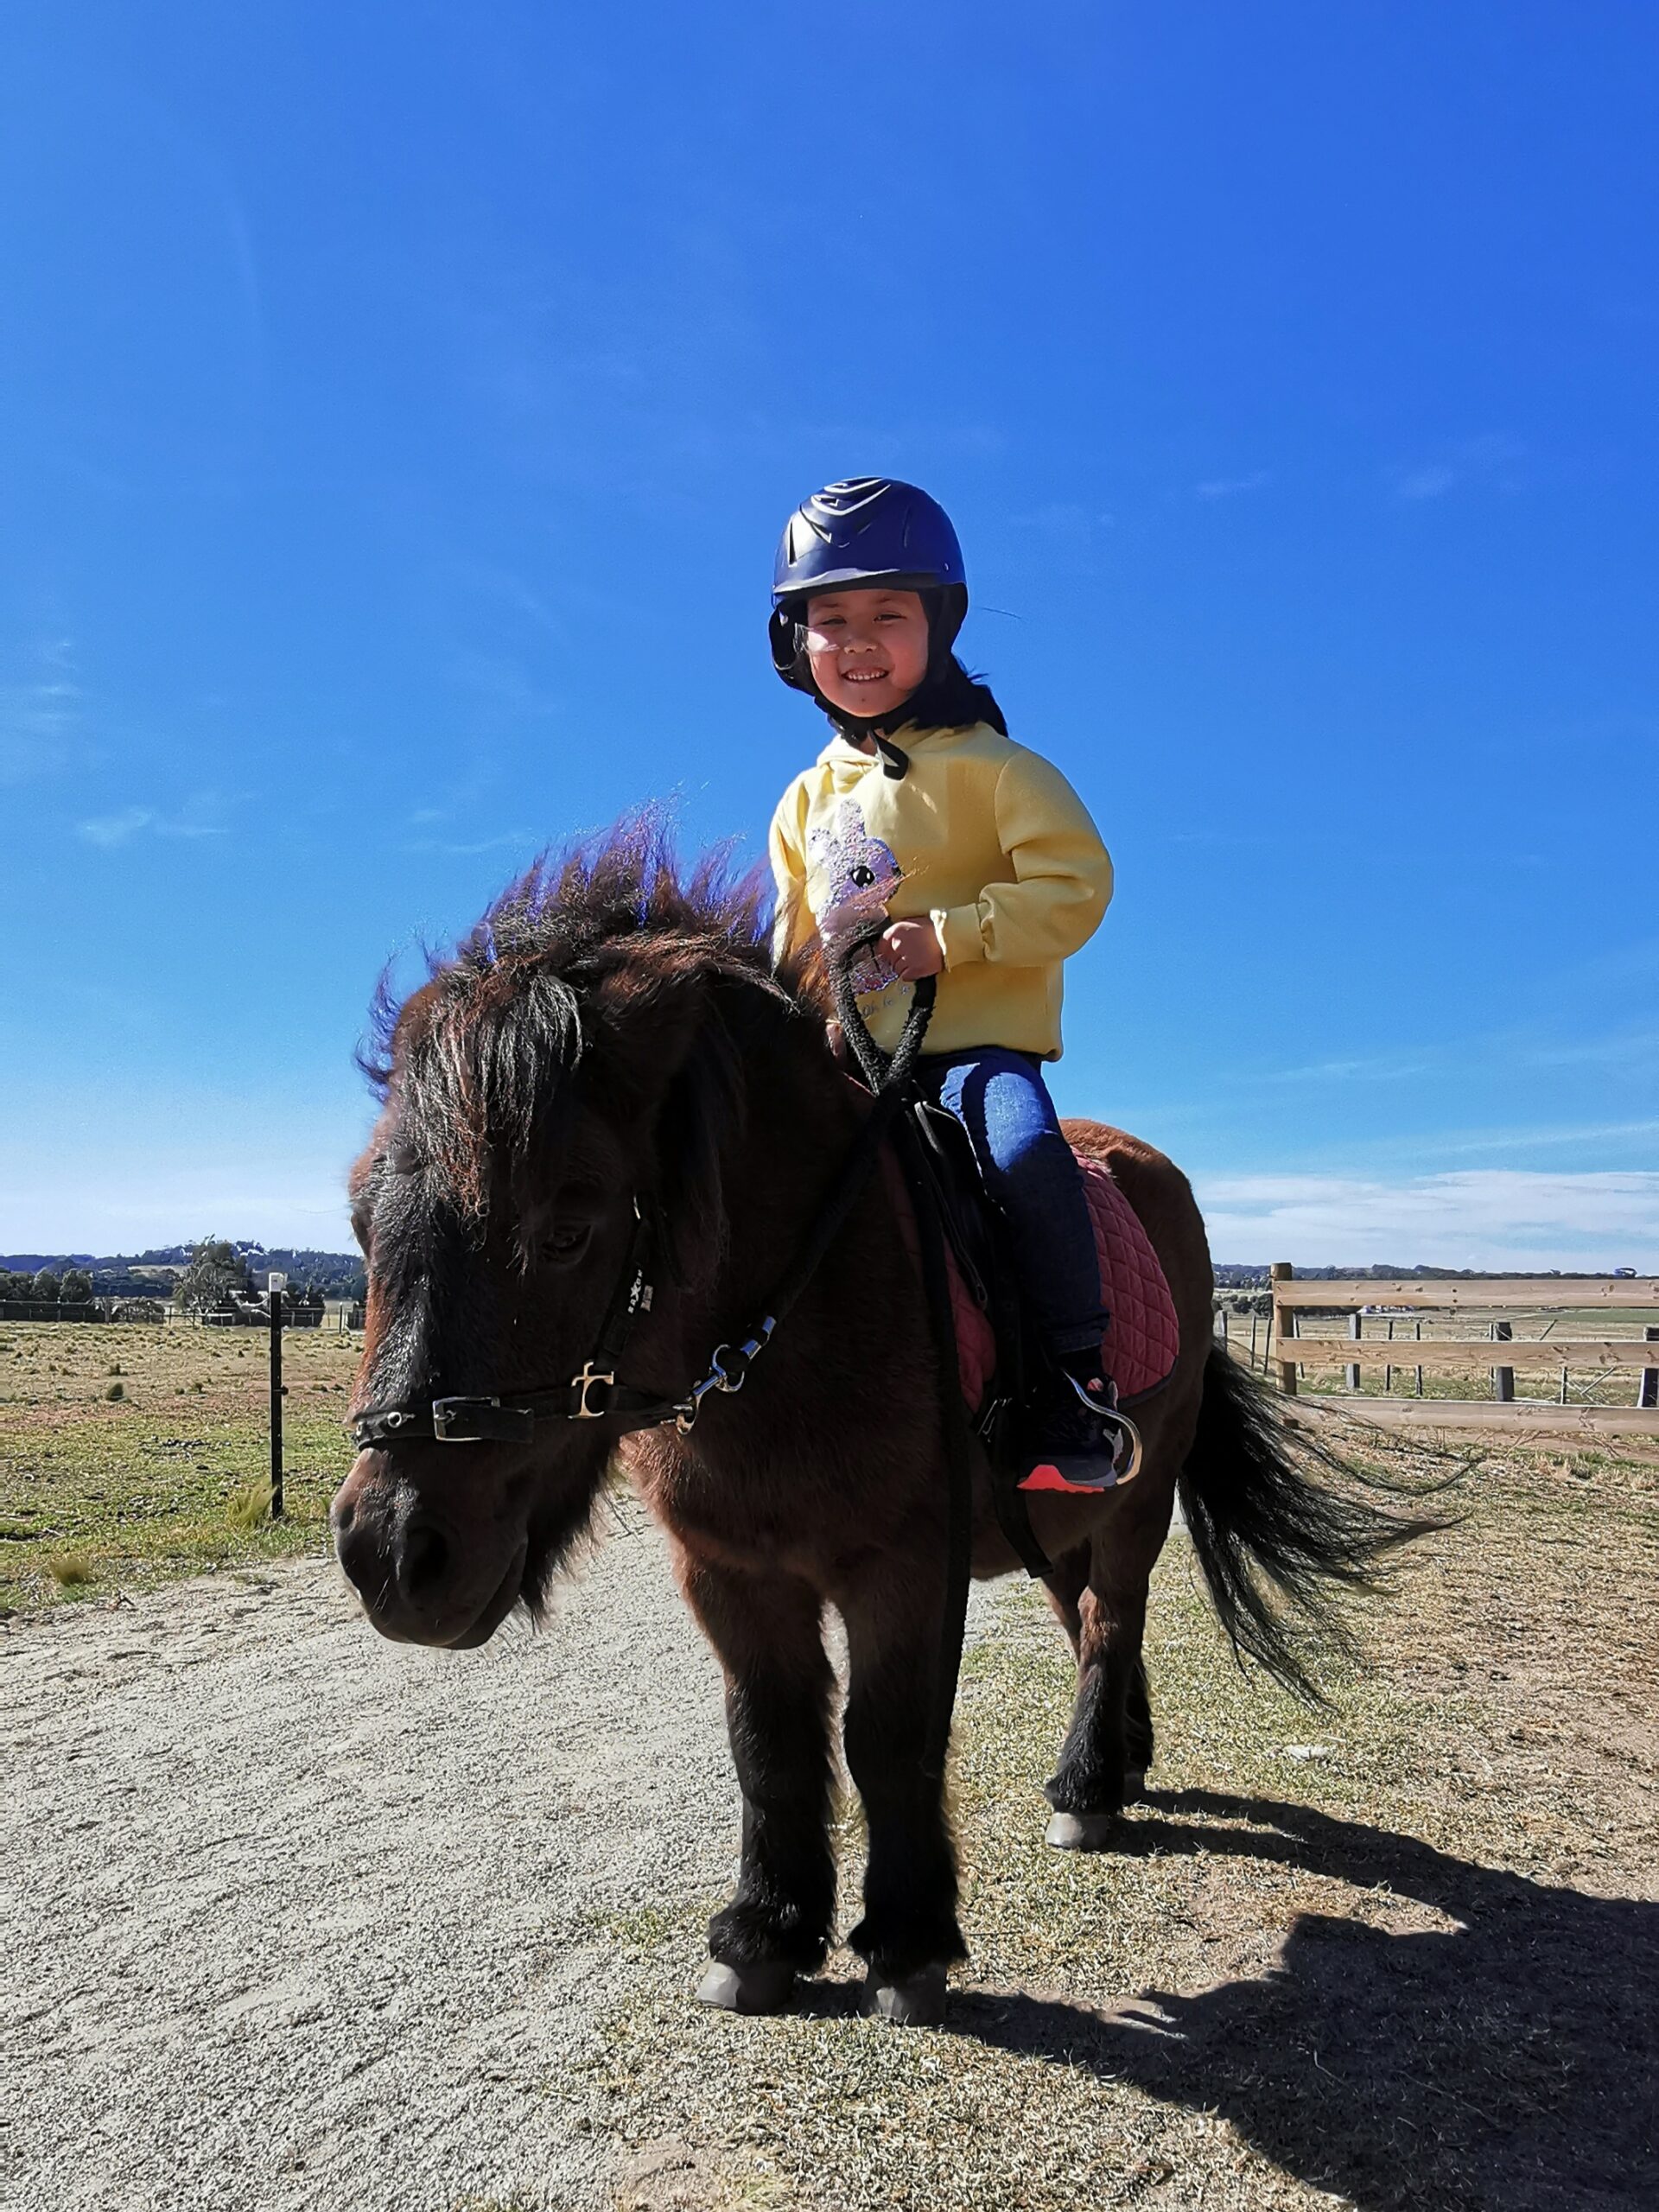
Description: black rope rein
xmin=828 ymin=928 xmax=976 ymax=1781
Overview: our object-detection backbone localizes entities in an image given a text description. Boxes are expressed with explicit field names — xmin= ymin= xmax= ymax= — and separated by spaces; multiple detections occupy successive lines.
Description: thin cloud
xmin=1198 ymin=1167 xmax=1659 ymax=1269
xmin=1387 ymin=434 xmax=1527 ymax=503
xmin=1392 ymin=464 xmax=1457 ymax=501
xmin=1194 ymin=469 xmax=1270 ymax=499
xmin=447 ymin=650 xmax=559 ymax=720
xmin=1007 ymin=503 xmax=1115 ymax=547
xmin=77 ymin=794 xmax=238 ymax=848
xmin=79 ymin=807 xmax=158 ymax=849
xmin=1 ymin=635 xmax=84 ymax=784
xmin=1262 ymin=1050 xmax=1432 ymax=1084
xmin=401 ymin=829 xmax=535 ymax=857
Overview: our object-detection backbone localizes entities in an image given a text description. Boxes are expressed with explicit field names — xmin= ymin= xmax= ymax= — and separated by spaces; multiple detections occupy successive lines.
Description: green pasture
xmin=0 ymin=1320 xmax=359 ymax=1612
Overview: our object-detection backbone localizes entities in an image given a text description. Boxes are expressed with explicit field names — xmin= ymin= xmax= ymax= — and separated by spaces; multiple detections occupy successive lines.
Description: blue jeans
xmin=916 ymin=1048 xmax=1109 ymax=1359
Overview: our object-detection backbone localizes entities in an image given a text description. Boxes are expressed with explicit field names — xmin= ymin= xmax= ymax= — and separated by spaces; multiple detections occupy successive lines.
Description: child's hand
xmin=880 ymin=919 xmax=944 ymax=981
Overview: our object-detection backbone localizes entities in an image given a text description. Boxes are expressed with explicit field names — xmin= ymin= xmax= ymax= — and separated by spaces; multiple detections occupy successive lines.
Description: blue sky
xmin=2 ymin=1 xmax=1655 ymax=1267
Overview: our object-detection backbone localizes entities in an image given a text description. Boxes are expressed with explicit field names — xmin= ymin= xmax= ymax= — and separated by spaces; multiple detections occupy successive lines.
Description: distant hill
xmin=0 ymin=1243 xmax=366 ymax=1301
xmin=1211 ymin=1262 xmax=1640 ymax=1287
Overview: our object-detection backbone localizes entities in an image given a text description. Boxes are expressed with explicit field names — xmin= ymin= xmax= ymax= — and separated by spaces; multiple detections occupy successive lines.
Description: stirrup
xmin=1018 ymin=1376 xmax=1144 ymax=1494
xmin=1075 ymin=1374 xmax=1144 ymax=1484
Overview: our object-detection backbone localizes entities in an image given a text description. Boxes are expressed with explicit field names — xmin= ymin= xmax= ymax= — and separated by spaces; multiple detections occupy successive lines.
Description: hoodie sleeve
xmin=767 ymin=779 xmax=816 ymax=969
xmin=929 ymin=748 xmax=1113 ymax=971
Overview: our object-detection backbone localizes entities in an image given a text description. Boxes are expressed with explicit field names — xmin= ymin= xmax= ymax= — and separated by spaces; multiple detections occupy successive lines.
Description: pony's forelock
xmin=364 ymin=813 xmax=807 ymax=1221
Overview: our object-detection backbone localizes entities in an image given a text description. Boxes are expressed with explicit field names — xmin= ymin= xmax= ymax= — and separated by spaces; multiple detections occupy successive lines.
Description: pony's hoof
xmin=1046 ymin=1809 xmax=1122 ymax=1851
xmin=694 ymin=1959 xmax=797 ymax=2015
xmin=860 ymin=1962 xmax=949 ymax=2028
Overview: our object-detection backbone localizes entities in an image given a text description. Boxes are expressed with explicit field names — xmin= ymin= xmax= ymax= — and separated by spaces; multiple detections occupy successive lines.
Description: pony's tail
xmin=1177 ymin=1347 xmax=1451 ymax=1702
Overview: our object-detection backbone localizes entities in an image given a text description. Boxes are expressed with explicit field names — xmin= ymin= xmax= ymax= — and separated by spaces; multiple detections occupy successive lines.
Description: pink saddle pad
xmin=890 ymin=1150 xmax=1181 ymax=1414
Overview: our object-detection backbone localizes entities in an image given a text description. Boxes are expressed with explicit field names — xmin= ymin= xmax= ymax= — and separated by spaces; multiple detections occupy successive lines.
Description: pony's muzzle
xmin=331 ymin=1452 xmax=524 ymax=1647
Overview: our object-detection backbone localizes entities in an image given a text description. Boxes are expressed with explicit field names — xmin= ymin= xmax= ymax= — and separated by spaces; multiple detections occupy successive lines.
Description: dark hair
xmin=887 ymin=653 xmax=1008 ymax=739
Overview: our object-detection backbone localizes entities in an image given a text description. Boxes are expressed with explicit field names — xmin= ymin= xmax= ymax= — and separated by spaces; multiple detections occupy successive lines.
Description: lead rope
xmin=827 ymin=930 xmax=974 ymax=1784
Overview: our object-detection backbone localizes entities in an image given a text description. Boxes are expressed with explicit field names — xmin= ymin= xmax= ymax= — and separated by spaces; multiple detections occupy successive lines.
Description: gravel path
xmin=6 ymin=1505 xmax=928 ymax=2212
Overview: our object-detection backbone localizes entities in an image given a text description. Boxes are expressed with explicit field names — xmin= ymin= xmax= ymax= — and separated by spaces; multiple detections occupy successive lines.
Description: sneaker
xmin=1016 ymin=1360 xmax=1142 ymax=1494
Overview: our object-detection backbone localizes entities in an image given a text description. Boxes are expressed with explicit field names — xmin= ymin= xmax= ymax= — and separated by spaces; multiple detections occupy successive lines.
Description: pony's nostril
xmin=334 ymin=1516 xmax=378 ymax=1598
xmin=397 ymin=1517 xmax=450 ymax=1605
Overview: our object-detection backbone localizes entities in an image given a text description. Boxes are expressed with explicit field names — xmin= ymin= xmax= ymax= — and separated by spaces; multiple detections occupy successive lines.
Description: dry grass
xmin=586 ymin=1422 xmax=1657 ymax=2212
xmin=0 ymin=1319 xmax=361 ymax=1611
xmin=225 ymin=1478 xmax=276 ymax=1530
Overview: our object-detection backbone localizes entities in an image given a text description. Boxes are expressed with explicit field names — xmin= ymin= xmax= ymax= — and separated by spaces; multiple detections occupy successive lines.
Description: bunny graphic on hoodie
xmin=805 ymin=798 xmax=906 ymax=997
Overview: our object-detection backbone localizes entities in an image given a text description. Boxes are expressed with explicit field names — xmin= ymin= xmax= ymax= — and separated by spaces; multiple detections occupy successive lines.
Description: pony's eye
xmin=849 ymin=864 xmax=876 ymax=888
xmin=542 ymin=1221 xmax=594 ymax=1267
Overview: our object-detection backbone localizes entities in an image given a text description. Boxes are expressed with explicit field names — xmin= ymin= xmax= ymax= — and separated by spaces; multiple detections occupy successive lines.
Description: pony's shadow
xmin=942 ymin=1792 xmax=1657 ymax=2212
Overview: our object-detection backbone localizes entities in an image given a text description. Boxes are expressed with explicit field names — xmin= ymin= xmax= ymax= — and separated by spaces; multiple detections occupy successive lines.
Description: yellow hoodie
xmin=769 ymin=721 xmax=1112 ymax=1059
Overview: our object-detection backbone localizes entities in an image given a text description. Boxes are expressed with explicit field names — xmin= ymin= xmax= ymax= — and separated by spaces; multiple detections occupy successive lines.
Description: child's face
xmin=803 ymin=589 xmax=930 ymax=720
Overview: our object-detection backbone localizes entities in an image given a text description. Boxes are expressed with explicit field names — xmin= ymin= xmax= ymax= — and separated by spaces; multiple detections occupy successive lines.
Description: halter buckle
xmin=571 ymin=1363 xmax=617 ymax=1419
xmin=431 ymin=1395 xmax=534 ymax=1444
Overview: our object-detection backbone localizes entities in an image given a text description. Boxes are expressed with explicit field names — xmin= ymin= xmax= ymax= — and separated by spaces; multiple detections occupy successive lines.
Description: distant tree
xmin=60 ymin=1269 xmax=93 ymax=1302
xmin=31 ymin=1269 xmax=61 ymax=1302
xmin=173 ymin=1237 xmax=250 ymax=1312
xmin=0 ymin=1270 xmax=29 ymax=1300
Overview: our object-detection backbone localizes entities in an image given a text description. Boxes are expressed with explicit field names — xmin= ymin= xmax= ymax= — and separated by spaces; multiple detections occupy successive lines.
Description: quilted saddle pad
xmin=890 ymin=1148 xmax=1181 ymax=1415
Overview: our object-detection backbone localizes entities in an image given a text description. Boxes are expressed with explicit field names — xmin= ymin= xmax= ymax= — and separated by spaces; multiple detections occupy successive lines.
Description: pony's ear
xmin=652 ymin=988 xmax=743 ymax=1288
xmin=582 ymin=959 xmax=744 ymax=1290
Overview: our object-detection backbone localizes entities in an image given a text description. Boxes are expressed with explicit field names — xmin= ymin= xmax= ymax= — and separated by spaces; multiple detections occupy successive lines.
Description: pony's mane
xmin=363 ymin=815 xmax=805 ymax=1220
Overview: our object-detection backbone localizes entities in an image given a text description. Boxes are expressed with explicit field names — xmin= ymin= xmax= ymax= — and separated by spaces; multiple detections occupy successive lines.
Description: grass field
xmin=0 ymin=1319 xmax=359 ymax=1613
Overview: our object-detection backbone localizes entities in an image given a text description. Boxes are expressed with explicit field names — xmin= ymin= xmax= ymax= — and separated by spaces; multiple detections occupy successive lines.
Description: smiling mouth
xmin=841 ymin=667 xmax=892 ymax=683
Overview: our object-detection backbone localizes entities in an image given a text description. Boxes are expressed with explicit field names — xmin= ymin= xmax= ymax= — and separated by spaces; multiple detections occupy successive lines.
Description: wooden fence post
xmin=1641 ymin=1326 xmax=1659 ymax=1410
xmin=1491 ymin=1319 xmax=1515 ymax=1403
xmin=1271 ymin=1262 xmax=1298 ymax=1395
xmin=1346 ymin=1311 xmax=1362 ymax=1393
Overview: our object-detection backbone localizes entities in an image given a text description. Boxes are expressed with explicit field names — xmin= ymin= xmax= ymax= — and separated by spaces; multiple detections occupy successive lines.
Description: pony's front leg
xmin=677 ymin=1556 xmax=836 ymax=2013
xmin=840 ymin=1568 xmax=967 ymax=2026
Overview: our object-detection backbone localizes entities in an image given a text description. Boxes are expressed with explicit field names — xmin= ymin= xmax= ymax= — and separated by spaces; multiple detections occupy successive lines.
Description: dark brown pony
xmin=332 ymin=823 xmax=1417 ymax=2024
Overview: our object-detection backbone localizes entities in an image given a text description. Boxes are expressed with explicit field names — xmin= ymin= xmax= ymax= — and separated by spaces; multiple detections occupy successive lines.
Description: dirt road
xmin=3 ymin=1509 xmax=755 ymax=2212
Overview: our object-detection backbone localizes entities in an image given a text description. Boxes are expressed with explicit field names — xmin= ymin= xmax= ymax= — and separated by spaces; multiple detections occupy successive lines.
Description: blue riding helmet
xmin=769 ymin=478 xmax=970 ymax=709
xmin=772 ymin=477 xmax=966 ymax=603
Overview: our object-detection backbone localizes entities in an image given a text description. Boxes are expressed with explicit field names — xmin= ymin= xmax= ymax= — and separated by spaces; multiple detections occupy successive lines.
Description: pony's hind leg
xmin=1044 ymin=1507 xmax=1167 ymax=1848
xmin=1124 ymin=1652 xmax=1155 ymax=1788
xmin=839 ymin=1567 xmax=969 ymax=2024
xmin=677 ymin=1557 xmax=836 ymax=2011
xmin=1041 ymin=1541 xmax=1090 ymax=1655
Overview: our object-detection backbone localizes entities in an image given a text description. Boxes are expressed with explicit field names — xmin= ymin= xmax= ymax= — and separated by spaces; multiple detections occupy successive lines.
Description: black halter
xmin=348 ymin=967 xmax=937 ymax=1456
xmin=349 ymin=1199 xmax=685 ymax=1448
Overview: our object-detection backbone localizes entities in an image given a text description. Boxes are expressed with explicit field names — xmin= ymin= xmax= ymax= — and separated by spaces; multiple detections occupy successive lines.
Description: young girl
xmin=766 ymin=476 xmax=1134 ymax=1491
